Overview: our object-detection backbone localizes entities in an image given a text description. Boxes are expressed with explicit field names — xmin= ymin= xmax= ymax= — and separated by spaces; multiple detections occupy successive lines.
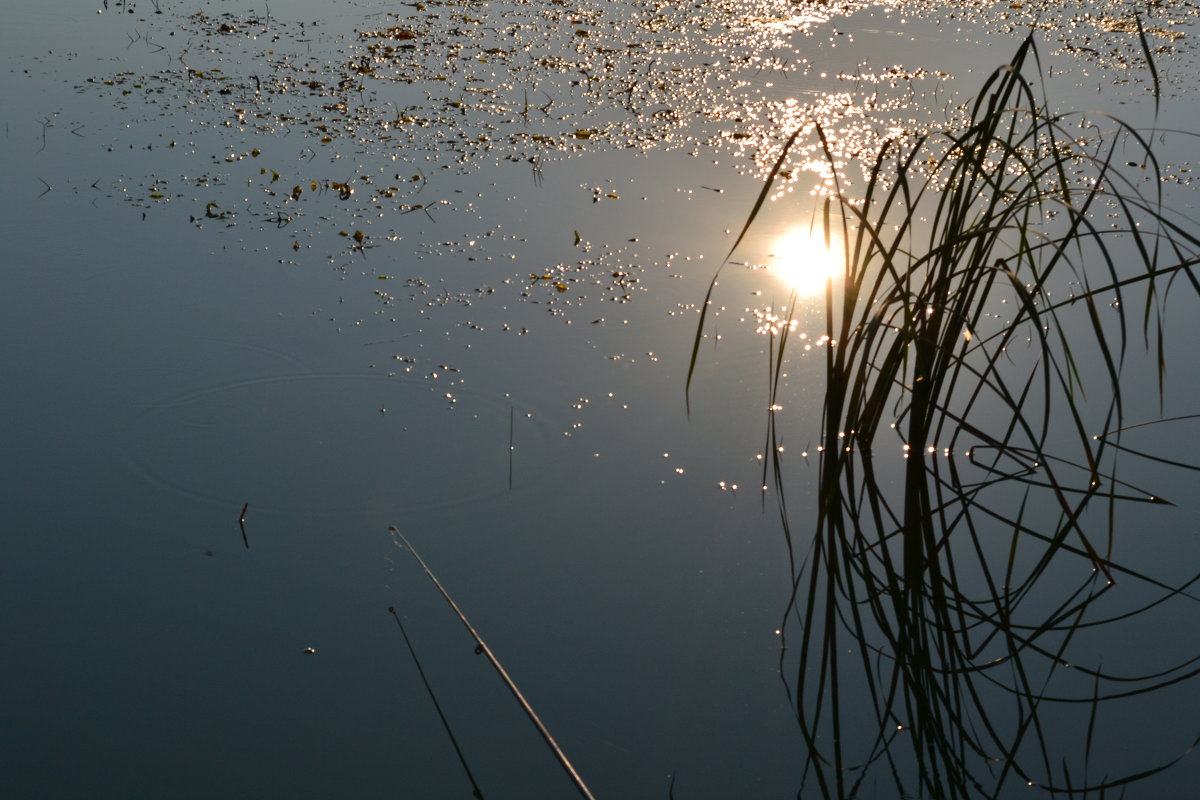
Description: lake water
xmin=4 ymin=1 xmax=1200 ymax=798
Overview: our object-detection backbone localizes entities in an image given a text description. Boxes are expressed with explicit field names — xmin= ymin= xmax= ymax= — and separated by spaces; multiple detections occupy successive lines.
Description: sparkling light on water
xmin=770 ymin=226 xmax=843 ymax=296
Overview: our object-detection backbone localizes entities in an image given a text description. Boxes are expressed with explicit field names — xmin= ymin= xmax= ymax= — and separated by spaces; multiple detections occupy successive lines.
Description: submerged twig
xmin=36 ymin=116 xmax=53 ymax=152
xmin=388 ymin=606 xmax=485 ymax=799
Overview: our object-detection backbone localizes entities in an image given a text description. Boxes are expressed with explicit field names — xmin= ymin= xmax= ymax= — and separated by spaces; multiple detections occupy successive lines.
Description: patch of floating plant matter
xmin=78 ymin=0 xmax=1199 ymax=213
xmin=58 ymin=0 xmax=1200 ymax=336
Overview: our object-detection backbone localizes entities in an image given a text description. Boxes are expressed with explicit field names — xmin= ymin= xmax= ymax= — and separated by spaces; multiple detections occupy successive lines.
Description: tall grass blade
xmin=685 ymin=126 xmax=805 ymax=414
xmin=1134 ymin=12 xmax=1162 ymax=115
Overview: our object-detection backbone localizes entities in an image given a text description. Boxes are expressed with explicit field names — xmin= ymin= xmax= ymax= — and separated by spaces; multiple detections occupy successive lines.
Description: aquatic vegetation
xmin=694 ymin=27 xmax=1200 ymax=799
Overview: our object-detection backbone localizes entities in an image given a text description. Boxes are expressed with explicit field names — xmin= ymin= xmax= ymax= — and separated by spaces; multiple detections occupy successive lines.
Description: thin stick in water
xmin=388 ymin=526 xmax=596 ymax=800
xmin=508 ymin=406 xmax=515 ymax=491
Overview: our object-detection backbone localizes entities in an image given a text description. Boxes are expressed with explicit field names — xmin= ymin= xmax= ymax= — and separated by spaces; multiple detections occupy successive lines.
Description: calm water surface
xmin=4 ymin=1 xmax=1200 ymax=797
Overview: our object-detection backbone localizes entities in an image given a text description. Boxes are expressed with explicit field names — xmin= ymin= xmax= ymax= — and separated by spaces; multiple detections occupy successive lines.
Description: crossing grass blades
xmin=691 ymin=25 xmax=1200 ymax=800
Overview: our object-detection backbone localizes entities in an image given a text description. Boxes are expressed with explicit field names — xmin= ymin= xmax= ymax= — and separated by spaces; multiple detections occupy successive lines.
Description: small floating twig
xmin=238 ymin=503 xmax=250 ymax=549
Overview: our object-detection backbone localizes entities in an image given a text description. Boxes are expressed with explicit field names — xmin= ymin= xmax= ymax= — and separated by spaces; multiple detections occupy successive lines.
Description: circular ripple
xmin=124 ymin=372 xmax=558 ymax=518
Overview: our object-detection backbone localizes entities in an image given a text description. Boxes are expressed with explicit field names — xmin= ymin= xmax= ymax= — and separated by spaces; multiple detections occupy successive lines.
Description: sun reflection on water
xmin=769 ymin=226 xmax=844 ymax=296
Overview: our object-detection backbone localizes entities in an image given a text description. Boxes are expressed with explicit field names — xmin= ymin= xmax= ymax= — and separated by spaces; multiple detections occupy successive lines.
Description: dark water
xmin=4 ymin=1 xmax=1200 ymax=797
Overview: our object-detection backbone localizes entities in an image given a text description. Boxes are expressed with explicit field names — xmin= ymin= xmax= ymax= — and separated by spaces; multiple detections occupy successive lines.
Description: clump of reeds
xmin=694 ymin=26 xmax=1200 ymax=799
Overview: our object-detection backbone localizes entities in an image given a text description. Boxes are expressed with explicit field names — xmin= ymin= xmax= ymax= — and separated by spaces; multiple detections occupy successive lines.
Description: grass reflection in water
xmin=694 ymin=29 xmax=1200 ymax=799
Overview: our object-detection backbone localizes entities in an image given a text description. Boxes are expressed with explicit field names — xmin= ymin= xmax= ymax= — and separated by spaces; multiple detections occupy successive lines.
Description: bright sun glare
xmin=770 ymin=228 xmax=843 ymax=296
